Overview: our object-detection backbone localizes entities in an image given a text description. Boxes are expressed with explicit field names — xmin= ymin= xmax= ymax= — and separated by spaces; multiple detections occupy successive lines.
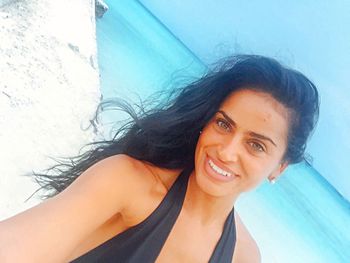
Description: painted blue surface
xmin=96 ymin=1 xmax=350 ymax=262
xmin=95 ymin=0 xmax=205 ymax=137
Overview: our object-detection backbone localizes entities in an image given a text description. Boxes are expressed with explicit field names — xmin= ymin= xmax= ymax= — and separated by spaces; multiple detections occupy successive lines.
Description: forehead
xmin=220 ymin=89 xmax=290 ymax=145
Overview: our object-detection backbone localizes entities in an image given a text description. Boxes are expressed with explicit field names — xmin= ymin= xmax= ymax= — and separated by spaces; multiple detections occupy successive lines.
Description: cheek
xmin=197 ymin=128 xmax=215 ymax=149
xmin=194 ymin=135 xmax=205 ymax=164
xmin=249 ymin=158 xmax=278 ymax=180
xmin=241 ymin=155 xmax=275 ymax=184
xmin=194 ymin=129 xmax=216 ymax=163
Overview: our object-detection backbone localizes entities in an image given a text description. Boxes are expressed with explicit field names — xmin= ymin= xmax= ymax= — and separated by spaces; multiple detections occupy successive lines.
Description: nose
xmin=217 ymin=134 xmax=241 ymax=163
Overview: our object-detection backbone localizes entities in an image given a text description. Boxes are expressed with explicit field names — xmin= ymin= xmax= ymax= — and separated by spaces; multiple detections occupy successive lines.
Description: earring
xmin=199 ymin=130 xmax=202 ymax=134
xmin=269 ymin=178 xmax=276 ymax=184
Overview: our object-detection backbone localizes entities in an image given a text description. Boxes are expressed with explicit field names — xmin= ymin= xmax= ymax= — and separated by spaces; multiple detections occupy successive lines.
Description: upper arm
xmin=0 ymin=154 xmax=138 ymax=263
xmin=232 ymin=211 xmax=261 ymax=263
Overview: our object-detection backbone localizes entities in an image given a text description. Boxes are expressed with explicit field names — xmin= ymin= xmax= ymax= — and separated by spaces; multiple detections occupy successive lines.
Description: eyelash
xmin=215 ymin=117 xmax=266 ymax=153
xmin=215 ymin=118 xmax=231 ymax=131
xmin=248 ymin=141 xmax=265 ymax=152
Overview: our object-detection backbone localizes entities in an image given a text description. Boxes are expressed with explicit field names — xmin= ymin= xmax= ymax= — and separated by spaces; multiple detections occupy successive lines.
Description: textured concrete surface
xmin=95 ymin=0 xmax=108 ymax=18
xmin=0 ymin=0 xmax=101 ymax=220
xmin=0 ymin=0 xmax=12 ymax=8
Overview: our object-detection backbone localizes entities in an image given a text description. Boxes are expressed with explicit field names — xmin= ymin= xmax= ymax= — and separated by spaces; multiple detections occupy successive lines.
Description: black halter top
xmin=70 ymin=167 xmax=236 ymax=262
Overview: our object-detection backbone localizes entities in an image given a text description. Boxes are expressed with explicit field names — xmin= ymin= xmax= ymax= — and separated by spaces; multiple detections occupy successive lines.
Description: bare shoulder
xmin=0 ymin=154 xmax=153 ymax=263
xmin=61 ymin=154 xmax=151 ymax=213
xmin=92 ymin=153 xmax=155 ymax=185
xmin=232 ymin=210 xmax=261 ymax=263
xmin=107 ymin=153 xmax=162 ymax=188
xmin=79 ymin=153 xmax=157 ymax=190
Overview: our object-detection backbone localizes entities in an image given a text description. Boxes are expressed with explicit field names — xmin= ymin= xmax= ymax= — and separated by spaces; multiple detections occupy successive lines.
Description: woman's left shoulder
xmin=232 ymin=210 xmax=261 ymax=263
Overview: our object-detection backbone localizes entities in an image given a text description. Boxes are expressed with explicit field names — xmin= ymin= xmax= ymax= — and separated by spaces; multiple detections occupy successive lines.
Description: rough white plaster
xmin=0 ymin=0 xmax=12 ymax=8
xmin=0 ymin=0 xmax=101 ymax=220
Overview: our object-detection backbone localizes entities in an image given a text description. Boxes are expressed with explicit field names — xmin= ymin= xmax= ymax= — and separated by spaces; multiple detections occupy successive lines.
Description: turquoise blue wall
xmin=96 ymin=1 xmax=350 ymax=262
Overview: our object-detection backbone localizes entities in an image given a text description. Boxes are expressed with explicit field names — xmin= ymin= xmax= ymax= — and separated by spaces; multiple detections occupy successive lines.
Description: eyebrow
xmin=217 ymin=110 xmax=277 ymax=147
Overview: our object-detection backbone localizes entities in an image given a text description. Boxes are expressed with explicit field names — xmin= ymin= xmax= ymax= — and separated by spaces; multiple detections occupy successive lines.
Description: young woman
xmin=0 ymin=55 xmax=319 ymax=263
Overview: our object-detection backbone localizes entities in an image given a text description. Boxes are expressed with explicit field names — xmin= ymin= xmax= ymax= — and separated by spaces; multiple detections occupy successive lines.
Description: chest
xmin=155 ymin=209 xmax=223 ymax=263
xmin=67 ymin=175 xmax=236 ymax=263
xmin=68 ymin=205 xmax=225 ymax=263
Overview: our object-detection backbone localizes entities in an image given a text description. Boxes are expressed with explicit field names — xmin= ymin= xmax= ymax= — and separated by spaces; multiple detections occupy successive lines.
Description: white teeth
xmin=208 ymin=159 xmax=232 ymax=177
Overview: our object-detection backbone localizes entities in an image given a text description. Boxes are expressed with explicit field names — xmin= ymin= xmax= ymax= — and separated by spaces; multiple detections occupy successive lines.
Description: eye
xmin=215 ymin=118 xmax=231 ymax=132
xmin=248 ymin=141 xmax=265 ymax=153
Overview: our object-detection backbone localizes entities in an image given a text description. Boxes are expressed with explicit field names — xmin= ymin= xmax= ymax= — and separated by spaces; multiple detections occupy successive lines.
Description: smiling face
xmin=194 ymin=89 xmax=290 ymax=197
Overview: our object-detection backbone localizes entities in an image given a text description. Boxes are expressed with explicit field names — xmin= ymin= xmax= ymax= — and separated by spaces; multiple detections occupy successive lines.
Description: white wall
xmin=0 ymin=0 xmax=100 ymax=220
xmin=0 ymin=0 xmax=11 ymax=7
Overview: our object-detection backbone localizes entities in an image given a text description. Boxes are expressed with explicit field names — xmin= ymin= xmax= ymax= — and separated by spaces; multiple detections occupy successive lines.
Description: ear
xmin=269 ymin=161 xmax=289 ymax=181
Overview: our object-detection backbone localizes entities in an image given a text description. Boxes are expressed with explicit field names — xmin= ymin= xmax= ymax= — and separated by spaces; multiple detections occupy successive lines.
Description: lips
xmin=204 ymin=155 xmax=239 ymax=182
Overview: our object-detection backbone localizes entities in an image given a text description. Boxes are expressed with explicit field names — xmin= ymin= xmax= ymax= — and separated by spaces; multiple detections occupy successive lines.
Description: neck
xmin=182 ymin=171 xmax=238 ymax=226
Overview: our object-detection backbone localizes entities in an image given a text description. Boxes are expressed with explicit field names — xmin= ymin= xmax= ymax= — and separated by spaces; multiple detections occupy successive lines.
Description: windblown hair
xmin=30 ymin=55 xmax=319 ymax=199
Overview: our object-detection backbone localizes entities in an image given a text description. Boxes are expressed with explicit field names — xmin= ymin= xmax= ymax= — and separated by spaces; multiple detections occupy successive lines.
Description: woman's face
xmin=194 ymin=89 xmax=290 ymax=197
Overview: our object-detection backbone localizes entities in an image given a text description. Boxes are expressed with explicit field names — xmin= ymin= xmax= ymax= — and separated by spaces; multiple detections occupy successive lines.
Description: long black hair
xmin=30 ymin=55 xmax=320 ymax=199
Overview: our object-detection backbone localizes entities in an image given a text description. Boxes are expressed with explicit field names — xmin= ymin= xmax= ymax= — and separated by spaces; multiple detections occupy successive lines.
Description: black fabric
xmin=70 ymin=167 xmax=236 ymax=263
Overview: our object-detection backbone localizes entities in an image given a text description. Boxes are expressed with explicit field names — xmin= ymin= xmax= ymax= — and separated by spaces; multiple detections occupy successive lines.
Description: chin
xmin=194 ymin=173 xmax=228 ymax=197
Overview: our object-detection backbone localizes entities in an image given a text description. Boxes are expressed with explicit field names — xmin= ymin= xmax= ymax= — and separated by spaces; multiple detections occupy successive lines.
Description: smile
xmin=208 ymin=159 xmax=233 ymax=177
